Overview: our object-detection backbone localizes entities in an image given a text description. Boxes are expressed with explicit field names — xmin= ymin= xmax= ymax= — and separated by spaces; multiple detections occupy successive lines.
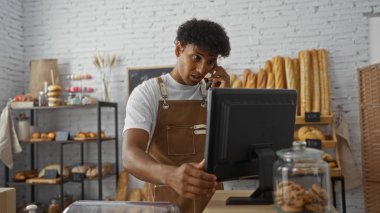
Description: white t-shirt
xmin=123 ymin=73 xmax=205 ymax=145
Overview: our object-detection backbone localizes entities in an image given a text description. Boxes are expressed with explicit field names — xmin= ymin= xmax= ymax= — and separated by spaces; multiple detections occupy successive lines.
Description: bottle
xmin=38 ymin=91 xmax=47 ymax=107
xmin=48 ymin=199 xmax=61 ymax=213
xmin=273 ymin=141 xmax=332 ymax=213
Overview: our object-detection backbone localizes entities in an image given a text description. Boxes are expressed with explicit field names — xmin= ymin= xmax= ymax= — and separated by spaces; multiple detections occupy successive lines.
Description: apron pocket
xmin=167 ymin=125 xmax=195 ymax=155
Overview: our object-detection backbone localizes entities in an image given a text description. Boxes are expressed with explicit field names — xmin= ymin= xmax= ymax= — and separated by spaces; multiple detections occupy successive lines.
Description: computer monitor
xmin=204 ymin=88 xmax=296 ymax=205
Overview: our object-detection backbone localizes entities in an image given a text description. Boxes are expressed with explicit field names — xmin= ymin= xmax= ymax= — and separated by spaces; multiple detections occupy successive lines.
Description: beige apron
xmin=145 ymin=77 xmax=221 ymax=213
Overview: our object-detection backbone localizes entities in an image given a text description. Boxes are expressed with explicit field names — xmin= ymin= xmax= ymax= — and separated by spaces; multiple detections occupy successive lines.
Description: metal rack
xmin=3 ymin=101 xmax=119 ymax=211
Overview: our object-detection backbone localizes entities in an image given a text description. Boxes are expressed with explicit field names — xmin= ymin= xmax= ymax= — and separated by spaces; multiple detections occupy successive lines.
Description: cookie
xmin=280 ymin=204 xmax=303 ymax=213
xmin=311 ymin=184 xmax=328 ymax=203
xmin=275 ymin=181 xmax=305 ymax=210
xmin=304 ymin=202 xmax=325 ymax=213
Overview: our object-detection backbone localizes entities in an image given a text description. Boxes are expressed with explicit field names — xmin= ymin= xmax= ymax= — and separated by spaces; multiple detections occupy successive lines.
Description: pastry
xmin=322 ymin=153 xmax=334 ymax=162
xmin=48 ymin=85 xmax=62 ymax=92
xmin=47 ymin=132 xmax=56 ymax=140
xmin=297 ymin=126 xmax=325 ymax=141
xmin=40 ymin=132 xmax=48 ymax=139
xmin=47 ymin=91 xmax=61 ymax=97
xmin=31 ymin=132 xmax=40 ymax=139
xmin=328 ymin=161 xmax=338 ymax=168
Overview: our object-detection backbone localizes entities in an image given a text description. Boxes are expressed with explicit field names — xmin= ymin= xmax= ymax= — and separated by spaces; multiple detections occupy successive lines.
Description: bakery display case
xmin=63 ymin=201 xmax=180 ymax=213
xmin=3 ymin=101 xmax=119 ymax=211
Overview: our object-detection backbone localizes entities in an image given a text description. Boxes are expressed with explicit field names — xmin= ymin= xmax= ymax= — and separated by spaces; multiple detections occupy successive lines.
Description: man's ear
xmin=175 ymin=41 xmax=183 ymax=57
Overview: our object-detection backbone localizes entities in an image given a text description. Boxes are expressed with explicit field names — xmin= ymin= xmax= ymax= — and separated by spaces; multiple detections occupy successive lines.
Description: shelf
xmin=7 ymin=179 xmax=70 ymax=185
xmin=71 ymin=173 xmax=116 ymax=183
xmin=10 ymin=101 xmax=117 ymax=110
xmin=295 ymin=114 xmax=334 ymax=125
xmin=20 ymin=137 xmax=116 ymax=145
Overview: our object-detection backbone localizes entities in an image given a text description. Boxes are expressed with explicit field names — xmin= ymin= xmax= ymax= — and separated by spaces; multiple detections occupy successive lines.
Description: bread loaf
xmin=116 ymin=169 xmax=129 ymax=201
xmin=284 ymin=57 xmax=296 ymax=90
xmin=229 ymin=74 xmax=237 ymax=83
xmin=318 ymin=49 xmax=331 ymax=115
xmin=299 ymin=51 xmax=313 ymax=116
xmin=257 ymin=68 xmax=267 ymax=88
xmin=311 ymin=50 xmax=321 ymax=113
xmin=292 ymin=58 xmax=301 ymax=116
xmin=272 ymin=56 xmax=286 ymax=89
xmin=242 ymin=69 xmax=252 ymax=88
xmin=231 ymin=79 xmax=242 ymax=88
xmin=298 ymin=126 xmax=325 ymax=141
xmin=246 ymin=72 xmax=257 ymax=88
xmin=266 ymin=72 xmax=275 ymax=89
xmin=38 ymin=164 xmax=70 ymax=178
xmin=265 ymin=60 xmax=272 ymax=74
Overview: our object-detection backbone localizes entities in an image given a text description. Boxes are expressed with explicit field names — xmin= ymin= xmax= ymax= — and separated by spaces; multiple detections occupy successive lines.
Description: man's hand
xmin=209 ymin=66 xmax=230 ymax=88
xmin=165 ymin=159 xmax=217 ymax=199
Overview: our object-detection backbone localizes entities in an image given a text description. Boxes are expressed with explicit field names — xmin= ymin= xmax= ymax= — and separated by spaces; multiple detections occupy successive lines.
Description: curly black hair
xmin=176 ymin=18 xmax=231 ymax=57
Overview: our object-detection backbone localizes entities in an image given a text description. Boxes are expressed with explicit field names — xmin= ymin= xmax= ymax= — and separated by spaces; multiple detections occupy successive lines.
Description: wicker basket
xmin=358 ymin=63 xmax=380 ymax=212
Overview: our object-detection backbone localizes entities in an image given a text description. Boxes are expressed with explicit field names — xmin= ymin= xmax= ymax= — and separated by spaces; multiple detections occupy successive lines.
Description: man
xmin=122 ymin=18 xmax=231 ymax=213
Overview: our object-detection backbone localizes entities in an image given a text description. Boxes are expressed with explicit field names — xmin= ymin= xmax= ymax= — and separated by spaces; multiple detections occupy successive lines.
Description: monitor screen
xmin=204 ymin=88 xmax=296 ymax=204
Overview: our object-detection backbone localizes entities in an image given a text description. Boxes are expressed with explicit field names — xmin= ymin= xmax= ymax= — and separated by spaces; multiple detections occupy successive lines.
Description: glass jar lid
xmin=276 ymin=141 xmax=323 ymax=161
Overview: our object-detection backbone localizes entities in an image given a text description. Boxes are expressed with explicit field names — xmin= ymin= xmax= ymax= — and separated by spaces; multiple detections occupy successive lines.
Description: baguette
xmin=299 ymin=51 xmax=312 ymax=116
xmin=231 ymin=79 xmax=242 ymax=88
xmin=265 ymin=60 xmax=272 ymax=74
xmin=284 ymin=57 xmax=296 ymax=90
xmin=246 ymin=72 xmax=257 ymax=88
xmin=311 ymin=50 xmax=321 ymax=113
xmin=292 ymin=58 xmax=301 ymax=116
xmin=242 ymin=69 xmax=252 ymax=88
xmin=273 ymin=56 xmax=286 ymax=89
xmin=257 ymin=68 xmax=267 ymax=88
xmin=229 ymin=74 xmax=237 ymax=83
xmin=318 ymin=49 xmax=331 ymax=115
xmin=266 ymin=72 xmax=275 ymax=89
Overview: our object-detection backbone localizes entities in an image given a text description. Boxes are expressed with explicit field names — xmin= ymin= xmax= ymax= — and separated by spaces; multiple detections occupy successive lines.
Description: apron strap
xmin=156 ymin=77 xmax=207 ymax=109
xmin=157 ymin=77 xmax=170 ymax=109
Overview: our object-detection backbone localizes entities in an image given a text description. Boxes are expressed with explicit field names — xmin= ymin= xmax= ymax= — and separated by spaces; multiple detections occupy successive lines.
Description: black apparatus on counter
xmin=204 ymin=88 xmax=296 ymax=205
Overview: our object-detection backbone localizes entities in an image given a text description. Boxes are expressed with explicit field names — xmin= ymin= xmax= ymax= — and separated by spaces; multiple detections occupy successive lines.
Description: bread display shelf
xmin=295 ymin=113 xmax=341 ymax=177
xmin=20 ymin=137 xmax=115 ymax=144
xmin=26 ymin=177 xmax=70 ymax=185
xmin=295 ymin=114 xmax=333 ymax=125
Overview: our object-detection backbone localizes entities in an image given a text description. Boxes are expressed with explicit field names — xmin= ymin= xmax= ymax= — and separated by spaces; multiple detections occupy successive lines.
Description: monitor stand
xmin=226 ymin=148 xmax=275 ymax=205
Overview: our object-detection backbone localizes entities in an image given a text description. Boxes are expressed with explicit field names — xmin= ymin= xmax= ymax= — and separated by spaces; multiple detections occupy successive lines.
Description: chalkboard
xmin=126 ymin=66 xmax=173 ymax=94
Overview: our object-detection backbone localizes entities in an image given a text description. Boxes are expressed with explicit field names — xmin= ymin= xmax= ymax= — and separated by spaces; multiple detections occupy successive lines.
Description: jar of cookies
xmin=273 ymin=141 xmax=332 ymax=213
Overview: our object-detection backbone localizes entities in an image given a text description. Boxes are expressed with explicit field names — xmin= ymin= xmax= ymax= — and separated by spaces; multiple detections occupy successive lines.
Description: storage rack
xmin=3 ymin=101 xmax=119 ymax=211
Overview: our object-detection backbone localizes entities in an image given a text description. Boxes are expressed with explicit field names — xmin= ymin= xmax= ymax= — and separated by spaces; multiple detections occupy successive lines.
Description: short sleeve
xmin=122 ymin=84 xmax=156 ymax=135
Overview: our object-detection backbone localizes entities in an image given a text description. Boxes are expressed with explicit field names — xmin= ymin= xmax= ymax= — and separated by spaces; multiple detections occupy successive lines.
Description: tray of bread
xmin=73 ymin=131 xmax=106 ymax=141
xmin=24 ymin=164 xmax=71 ymax=184
xmin=29 ymin=132 xmax=56 ymax=142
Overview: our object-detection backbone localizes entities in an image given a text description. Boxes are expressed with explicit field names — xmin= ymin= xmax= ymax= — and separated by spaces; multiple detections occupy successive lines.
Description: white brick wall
xmin=0 ymin=0 xmax=26 ymax=203
xmin=0 ymin=0 xmax=24 ymax=108
xmin=1 ymin=0 xmax=380 ymax=211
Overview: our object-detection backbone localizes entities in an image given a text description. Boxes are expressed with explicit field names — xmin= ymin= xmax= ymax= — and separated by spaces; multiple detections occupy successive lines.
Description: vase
xmin=101 ymin=72 xmax=111 ymax=102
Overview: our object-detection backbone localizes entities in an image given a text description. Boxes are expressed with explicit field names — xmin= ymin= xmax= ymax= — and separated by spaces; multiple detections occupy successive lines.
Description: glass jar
xmin=273 ymin=141 xmax=332 ymax=213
